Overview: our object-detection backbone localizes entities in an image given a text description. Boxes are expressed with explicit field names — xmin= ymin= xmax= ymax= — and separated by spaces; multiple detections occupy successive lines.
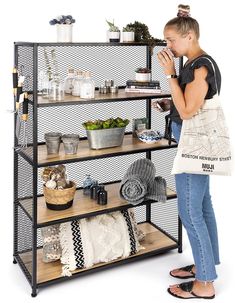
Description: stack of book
xmin=125 ymin=80 xmax=162 ymax=93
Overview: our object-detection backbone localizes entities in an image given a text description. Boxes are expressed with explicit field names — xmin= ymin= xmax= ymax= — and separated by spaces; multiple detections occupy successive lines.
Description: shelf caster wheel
xmin=13 ymin=258 xmax=17 ymax=264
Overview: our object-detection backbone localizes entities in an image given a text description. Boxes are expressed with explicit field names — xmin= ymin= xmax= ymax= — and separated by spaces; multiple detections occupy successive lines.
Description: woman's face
xmin=163 ymin=26 xmax=189 ymax=58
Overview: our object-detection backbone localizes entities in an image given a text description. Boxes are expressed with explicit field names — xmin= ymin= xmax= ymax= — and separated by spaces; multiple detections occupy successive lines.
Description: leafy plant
xmin=125 ymin=21 xmax=164 ymax=54
xmin=106 ymin=19 xmax=120 ymax=32
xmin=135 ymin=67 xmax=151 ymax=73
xmin=49 ymin=15 xmax=75 ymax=25
xmin=83 ymin=117 xmax=129 ymax=130
xmin=122 ymin=25 xmax=134 ymax=32
xmin=125 ymin=21 xmax=152 ymax=42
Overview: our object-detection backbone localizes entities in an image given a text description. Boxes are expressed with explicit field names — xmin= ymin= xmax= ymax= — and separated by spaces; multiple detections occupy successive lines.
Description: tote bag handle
xmin=191 ymin=56 xmax=219 ymax=95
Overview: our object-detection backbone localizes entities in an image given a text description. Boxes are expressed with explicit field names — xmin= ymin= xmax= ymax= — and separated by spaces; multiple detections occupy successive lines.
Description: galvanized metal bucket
xmin=44 ymin=132 xmax=62 ymax=155
xmin=86 ymin=127 xmax=126 ymax=149
xmin=62 ymin=134 xmax=80 ymax=154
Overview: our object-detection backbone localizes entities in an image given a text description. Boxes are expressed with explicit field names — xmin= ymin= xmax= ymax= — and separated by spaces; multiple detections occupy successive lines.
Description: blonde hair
xmin=165 ymin=4 xmax=200 ymax=39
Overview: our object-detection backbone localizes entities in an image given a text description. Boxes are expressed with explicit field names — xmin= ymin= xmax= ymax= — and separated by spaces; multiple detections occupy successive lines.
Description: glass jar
xmin=38 ymin=70 xmax=50 ymax=99
xmin=83 ymin=174 xmax=93 ymax=195
xmin=72 ymin=70 xmax=84 ymax=97
xmin=97 ymin=185 xmax=108 ymax=205
xmin=90 ymin=180 xmax=99 ymax=199
xmin=64 ymin=68 xmax=75 ymax=94
xmin=49 ymin=75 xmax=64 ymax=101
xmin=80 ymin=71 xmax=95 ymax=99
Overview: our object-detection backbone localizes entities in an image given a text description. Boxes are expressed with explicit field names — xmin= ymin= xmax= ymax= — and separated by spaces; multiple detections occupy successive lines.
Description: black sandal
xmin=167 ymin=281 xmax=215 ymax=299
xmin=170 ymin=264 xmax=196 ymax=279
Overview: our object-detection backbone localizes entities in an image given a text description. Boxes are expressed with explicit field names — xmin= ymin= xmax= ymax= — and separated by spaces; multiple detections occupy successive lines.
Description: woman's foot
xmin=168 ymin=280 xmax=215 ymax=299
xmin=170 ymin=264 xmax=196 ymax=279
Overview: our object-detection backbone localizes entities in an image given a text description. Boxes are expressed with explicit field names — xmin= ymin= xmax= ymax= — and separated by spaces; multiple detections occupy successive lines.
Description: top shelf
xmin=37 ymin=89 xmax=171 ymax=107
xmin=14 ymin=41 xmax=167 ymax=47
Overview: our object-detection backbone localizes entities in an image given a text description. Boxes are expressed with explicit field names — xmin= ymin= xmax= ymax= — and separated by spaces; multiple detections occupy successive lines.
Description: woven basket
xmin=43 ymin=181 xmax=76 ymax=210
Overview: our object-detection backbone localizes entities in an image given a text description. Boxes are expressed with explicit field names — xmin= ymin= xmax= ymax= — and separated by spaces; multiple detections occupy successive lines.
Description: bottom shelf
xmin=19 ymin=222 xmax=177 ymax=285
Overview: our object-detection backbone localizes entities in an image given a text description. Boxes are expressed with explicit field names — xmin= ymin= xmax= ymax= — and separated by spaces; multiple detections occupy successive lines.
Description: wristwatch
xmin=166 ymin=74 xmax=178 ymax=79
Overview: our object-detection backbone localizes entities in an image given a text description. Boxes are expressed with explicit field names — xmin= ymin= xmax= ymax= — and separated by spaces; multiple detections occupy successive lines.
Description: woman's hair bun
xmin=177 ymin=4 xmax=190 ymax=17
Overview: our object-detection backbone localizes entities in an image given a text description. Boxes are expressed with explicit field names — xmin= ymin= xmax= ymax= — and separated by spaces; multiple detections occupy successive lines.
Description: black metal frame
xmin=13 ymin=42 xmax=183 ymax=297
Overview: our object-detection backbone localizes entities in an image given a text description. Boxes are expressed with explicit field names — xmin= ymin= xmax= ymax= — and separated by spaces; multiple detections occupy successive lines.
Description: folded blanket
xmin=120 ymin=159 xmax=167 ymax=205
xmin=119 ymin=158 xmax=156 ymax=205
xmin=145 ymin=176 xmax=167 ymax=203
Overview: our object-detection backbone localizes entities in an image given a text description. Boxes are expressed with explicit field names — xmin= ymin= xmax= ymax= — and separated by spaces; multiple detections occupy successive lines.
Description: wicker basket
xmin=43 ymin=181 xmax=76 ymax=210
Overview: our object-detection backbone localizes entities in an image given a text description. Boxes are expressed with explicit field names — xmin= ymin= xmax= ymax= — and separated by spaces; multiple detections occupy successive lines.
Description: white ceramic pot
xmin=107 ymin=31 xmax=120 ymax=42
xmin=122 ymin=31 xmax=135 ymax=42
xmin=57 ymin=24 xmax=73 ymax=42
xmin=135 ymin=72 xmax=151 ymax=82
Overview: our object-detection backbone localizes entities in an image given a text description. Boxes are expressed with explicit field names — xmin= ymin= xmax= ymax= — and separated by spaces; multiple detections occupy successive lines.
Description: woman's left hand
xmin=157 ymin=48 xmax=176 ymax=75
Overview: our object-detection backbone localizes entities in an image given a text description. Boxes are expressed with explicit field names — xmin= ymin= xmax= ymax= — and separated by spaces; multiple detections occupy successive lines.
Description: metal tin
xmin=86 ymin=127 xmax=126 ymax=149
xmin=104 ymin=79 xmax=114 ymax=87
xmin=99 ymin=85 xmax=108 ymax=94
xmin=110 ymin=85 xmax=118 ymax=94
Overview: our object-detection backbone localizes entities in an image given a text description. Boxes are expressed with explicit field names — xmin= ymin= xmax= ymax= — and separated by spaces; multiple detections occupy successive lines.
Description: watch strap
xmin=166 ymin=74 xmax=178 ymax=79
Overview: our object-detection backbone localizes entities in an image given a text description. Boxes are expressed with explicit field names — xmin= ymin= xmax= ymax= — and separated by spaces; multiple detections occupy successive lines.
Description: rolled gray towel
xmin=119 ymin=158 xmax=156 ymax=205
xmin=146 ymin=176 xmax=167 ymax=203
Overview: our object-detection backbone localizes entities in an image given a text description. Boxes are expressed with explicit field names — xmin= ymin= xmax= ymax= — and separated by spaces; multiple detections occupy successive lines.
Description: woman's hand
xmin=157 ymin=48 xmax=176 ymax=76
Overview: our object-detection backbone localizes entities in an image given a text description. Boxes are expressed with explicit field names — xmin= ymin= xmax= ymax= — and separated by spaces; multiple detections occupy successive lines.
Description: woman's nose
xmin=166 ymin=41 xmax=171 ymax=48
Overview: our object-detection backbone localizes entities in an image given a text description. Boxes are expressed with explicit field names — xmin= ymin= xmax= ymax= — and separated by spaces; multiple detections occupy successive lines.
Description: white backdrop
xmin=0 ymin=0 xmax=234 ymax=302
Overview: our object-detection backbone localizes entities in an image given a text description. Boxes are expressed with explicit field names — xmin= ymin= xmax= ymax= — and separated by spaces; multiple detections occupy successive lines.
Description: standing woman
xmin=157 ymin=4 xmax=221 ymax=300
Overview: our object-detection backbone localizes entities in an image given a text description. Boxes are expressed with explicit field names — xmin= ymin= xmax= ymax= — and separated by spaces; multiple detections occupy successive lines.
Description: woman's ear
xmin=187 ymin=30 xmax=195 ymax=41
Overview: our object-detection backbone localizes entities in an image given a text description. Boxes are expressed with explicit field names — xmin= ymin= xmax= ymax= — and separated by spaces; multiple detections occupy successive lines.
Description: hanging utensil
xmin=16 ymin=82 xmax=23 ymax=139
xmin=21 ymin=92 xmax=29 ymax=148
xmin=12 ymin=67 xmax=18 ymax=98
xmin=12 ymin=67 xmax=21 ymax=139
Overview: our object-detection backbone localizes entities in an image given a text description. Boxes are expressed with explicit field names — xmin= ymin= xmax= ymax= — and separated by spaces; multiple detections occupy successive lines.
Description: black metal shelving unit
xmin=13 ymin=42 xmax=183 ymax=297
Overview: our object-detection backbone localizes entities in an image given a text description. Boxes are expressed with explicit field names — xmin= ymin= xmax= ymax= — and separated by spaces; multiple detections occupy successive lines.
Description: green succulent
xmin=82 ymin=117 xmax=129 ymax=130
xmin=106 ymin=19 xmax=120 ymax=32
xmin=122 ymin=25 xmax=134 ymax=32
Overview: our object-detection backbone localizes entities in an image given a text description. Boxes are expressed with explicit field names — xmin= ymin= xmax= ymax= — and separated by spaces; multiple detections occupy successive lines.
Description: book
xmin=126 ymin=85 xmax=160 ymax=89
xmin=125 ymin=87 xmax=162 ymax=94
xmin=126 ymin=80 xmax=160 ymax=87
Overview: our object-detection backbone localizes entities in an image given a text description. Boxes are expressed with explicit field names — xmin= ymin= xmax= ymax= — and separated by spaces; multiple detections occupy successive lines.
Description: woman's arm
xmin=157 ymin=49 xmax=209 ymax=120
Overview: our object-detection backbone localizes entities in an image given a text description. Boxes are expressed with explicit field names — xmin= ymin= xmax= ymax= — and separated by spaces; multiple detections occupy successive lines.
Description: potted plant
xmin=82 ymin=117 xmax=129 ymax=149
xmin=106 ymin=19 xmax=120 ymax=42
xmin=122 ymin=25 xmax=135 ymax=42
xmin=49 ymin=15 xmax=75 ymax=42
xmin=135 ymin=67 xmax=151 ymax=82
xmin=124 ymin=21 xmax=164 ymax=54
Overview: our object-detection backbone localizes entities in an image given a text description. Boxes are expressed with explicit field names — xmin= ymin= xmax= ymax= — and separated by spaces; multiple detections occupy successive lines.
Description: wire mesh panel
xmin=17 ymin=207 xmax=33 ymax=253
xmin=151 ymin=198 xmax=178 ymax=240
xmin=38 ymin=45 xmax=147 ymax=88
xmin=37 ymin=99 xmax=146 ymax=142
xmin=16 ymin=46 xmax=34 ymax=150
xmin=17 ymin=155 xmax=33 ymax=199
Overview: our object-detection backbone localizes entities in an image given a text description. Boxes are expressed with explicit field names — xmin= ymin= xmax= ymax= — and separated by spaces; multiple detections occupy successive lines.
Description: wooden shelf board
xmin=37 ymin=89 xmax=171 ymax=106
xmin=36 ymin=134 xmax=176 ymax=165
xmin=19 ymin=222 xmax=177 ymax=284
xmin=20 ymin=182 xmax=176 ymax=225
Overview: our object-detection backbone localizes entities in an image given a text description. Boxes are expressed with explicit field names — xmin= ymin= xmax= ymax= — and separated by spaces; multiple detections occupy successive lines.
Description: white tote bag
xmin=172 ymin=57 xmax=232 ymax=176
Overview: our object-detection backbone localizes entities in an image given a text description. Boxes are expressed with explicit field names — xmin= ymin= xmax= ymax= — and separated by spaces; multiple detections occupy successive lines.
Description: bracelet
xmin=166 ymin=74 xmax=178 ymax=79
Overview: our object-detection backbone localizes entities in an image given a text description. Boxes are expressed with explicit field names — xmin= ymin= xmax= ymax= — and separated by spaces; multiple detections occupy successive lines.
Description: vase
xmin=122 ymin=31 xmax=135 ymax=42
xmin=57 ymin=24 xmax=73 ymax=42
xmin=107 ymin=31 xmax=120 ymax=42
